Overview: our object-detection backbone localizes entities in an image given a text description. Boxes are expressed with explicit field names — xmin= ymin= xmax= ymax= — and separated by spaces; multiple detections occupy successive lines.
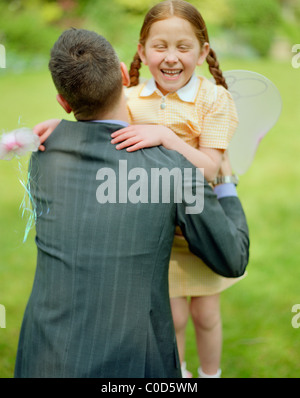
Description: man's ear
xmin=137 ymin=43 xmax=147 ymax=65
xmin=120 ymin=62 xmax=130 ymax=87
xmin=56 ymin=94 xmax=72 ymax=114
xmin=197 ymin=42 xmax=210 ymax=66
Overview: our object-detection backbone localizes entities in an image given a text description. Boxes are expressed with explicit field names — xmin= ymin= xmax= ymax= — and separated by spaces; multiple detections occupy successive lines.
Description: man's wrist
xmin=213 ymin=183 xmax=238 ymax=199
xmin=212 ymin=174 xmax=239 ymax=187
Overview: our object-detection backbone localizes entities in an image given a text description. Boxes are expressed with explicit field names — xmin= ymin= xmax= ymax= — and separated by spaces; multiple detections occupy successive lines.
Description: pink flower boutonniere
xmin=0 ymin=128 xmax=40 ymax=160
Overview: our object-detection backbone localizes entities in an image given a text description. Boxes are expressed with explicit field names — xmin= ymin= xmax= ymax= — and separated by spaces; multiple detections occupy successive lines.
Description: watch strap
xmin=212 ymin=174 xmax=239 ymax=186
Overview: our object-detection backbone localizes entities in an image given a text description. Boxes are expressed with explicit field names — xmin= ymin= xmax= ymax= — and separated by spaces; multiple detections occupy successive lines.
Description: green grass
xmin=1 ymin=58 xmax=300 ymax=378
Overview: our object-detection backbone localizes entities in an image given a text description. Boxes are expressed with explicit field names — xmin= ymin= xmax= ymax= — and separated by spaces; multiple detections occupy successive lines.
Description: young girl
xmin=111 ymin=0 xmax=246 ymax=379
xmin=35 ymin=0 xmax=245 ymax=378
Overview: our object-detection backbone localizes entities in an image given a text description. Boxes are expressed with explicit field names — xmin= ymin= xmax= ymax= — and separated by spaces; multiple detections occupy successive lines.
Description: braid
xmin=206 ymin=48 xmax=228 ymax=90
xmin=129 ymin=52 xmax=142 ymax=87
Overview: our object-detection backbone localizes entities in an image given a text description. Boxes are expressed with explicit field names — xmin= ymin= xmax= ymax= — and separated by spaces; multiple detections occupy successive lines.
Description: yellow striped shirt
xmin=126 ymin=74 xmax=238 ymax=150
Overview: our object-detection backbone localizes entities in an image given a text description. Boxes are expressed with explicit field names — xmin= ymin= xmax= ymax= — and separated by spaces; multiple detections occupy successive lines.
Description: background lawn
xmin=0 ymin=56 xmax=300 ymax=378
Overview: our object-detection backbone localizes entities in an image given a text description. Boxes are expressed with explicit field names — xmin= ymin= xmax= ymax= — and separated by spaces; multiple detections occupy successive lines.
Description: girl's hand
xmin=33 ymin=119 xmax=61 ymax=151
xmin=111 ymin=125 xmax=177 ymax=152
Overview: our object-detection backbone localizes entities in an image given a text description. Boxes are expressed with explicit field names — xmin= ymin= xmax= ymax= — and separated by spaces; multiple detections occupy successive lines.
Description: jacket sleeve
xmin=176 ymin=158 xmax=249 ymax=278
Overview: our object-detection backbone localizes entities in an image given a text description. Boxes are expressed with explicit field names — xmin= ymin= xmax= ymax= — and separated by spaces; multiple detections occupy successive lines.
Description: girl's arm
xmin=168 ymin=139 xmax=223 ymax=182
xmin=33 ymin=119 xmax=62 ymax=151
xmin=111 ymin=125 xmax=223 ymax=182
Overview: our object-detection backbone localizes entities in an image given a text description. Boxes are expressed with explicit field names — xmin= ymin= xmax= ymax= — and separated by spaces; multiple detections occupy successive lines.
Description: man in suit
xmin=14 ymin=28 xmax=249 ymax=378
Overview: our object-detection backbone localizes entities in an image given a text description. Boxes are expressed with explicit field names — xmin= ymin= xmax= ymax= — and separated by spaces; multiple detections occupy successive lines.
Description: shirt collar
xmin=88 ymin=120 xmax=129 ymax=128
xmin=139 ymin=74 xmax=200 ymax=103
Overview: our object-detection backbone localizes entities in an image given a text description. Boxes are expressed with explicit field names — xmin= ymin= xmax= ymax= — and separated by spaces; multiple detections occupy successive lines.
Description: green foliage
xmin=80 ymin=0 xmax=143 ymax=64
xmin=0 ymin=0 xmax=298 ymax=65
xmin=114 ymin=0 xmax=156 ymax=14
xmin=192 ymin=0 xmax=231 ymax=28
xmin=226 ymin=0 xmax=282 ymax=56
xmin=41 ymin=2 xmax=64 ymax=23
xmin=278 ymin=0 xmax=300 ymax=43
xmin=0 ymin=2 xmax=61 ymax=57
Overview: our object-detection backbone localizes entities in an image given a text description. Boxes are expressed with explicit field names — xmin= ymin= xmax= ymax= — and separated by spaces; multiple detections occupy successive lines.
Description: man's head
xmin=49 ymin=28 xmax=128 ymax=120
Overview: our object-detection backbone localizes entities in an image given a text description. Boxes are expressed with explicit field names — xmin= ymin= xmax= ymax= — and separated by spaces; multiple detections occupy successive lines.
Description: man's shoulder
xmin=145 ymin=145 xmax=191 ymax=170
xmin=52 ymin=119 xmax=126 ymax=140
xmin=46 ymin=120 xmax=192 ymax=170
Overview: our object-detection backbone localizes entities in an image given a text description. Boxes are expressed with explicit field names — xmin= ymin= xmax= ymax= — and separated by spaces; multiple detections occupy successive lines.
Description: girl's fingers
xmin=126 ymin=142 xmax=145 ymax=152
xmin=33 ymin=121 xmax=46 ymax=135
xmin=111 ymin=131 xmax=136 ymax=144
xmin=38 ymin=129 xmax=52 ymax=144
xmin=33 ymin=120 xmax=54 ymax=136
xmin=115 ymin=136 xmax=142 ymax=150
xmin=111 ymin=127 xmax=132 ymax=138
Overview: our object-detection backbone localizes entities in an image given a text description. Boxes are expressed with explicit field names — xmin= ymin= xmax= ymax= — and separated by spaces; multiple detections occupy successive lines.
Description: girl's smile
xmin=161 ymin=69 xmax=182 ymax=79
xmin=138 ymin=16 xmax=209 ymax=96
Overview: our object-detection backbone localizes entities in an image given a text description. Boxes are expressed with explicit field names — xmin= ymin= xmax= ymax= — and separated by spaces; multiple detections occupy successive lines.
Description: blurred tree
xmin=41 ymin=2 xmax=64 ymax=23
xmin=0 ymin=6 xmax=60 ymax=56
xmin=114 ymin=0 xmax=155 ymax=14
xmin=79 ymin=0 xmax=143 ymax=64
xmin=192 ymin=0 xmax=231 ymax=29
xmin=0 ymin=0 xmax=80 ymax=56
xmin=225 ymin=0 xmax=281 ymax=56
xmin=277 ymin=0 xmax=300 ymax=43
xmin=0 ymin=0 xmax=297 ymax=66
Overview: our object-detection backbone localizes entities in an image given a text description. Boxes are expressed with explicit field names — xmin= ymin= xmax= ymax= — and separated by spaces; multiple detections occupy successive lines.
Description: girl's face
xmin=138 ymin=16 xmax=209 ymax=96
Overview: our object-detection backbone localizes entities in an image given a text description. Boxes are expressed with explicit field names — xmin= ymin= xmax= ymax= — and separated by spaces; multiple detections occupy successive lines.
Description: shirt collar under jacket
xmin=89 ymin=120 xmax=129 ymax=128
xmin=139 ymin=73 xmax=200 ymax=103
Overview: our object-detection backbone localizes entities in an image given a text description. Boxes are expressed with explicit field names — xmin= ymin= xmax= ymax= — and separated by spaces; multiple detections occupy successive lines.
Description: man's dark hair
xmin=49 ymin=28 xmax=123 ymax=120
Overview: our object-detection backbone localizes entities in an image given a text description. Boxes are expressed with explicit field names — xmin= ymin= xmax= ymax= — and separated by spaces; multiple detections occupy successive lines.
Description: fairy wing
xmin=220 ymin=70 xmax=282 ymax=174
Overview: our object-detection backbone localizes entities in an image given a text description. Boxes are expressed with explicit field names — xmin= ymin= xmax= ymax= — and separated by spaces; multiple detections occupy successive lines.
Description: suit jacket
xmin=14 ymin=120 xmax=249 ymax=378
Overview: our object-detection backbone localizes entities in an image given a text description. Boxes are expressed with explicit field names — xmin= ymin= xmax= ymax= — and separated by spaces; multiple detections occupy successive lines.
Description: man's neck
xmin=92 ymin=92 xmax=129 ymax=124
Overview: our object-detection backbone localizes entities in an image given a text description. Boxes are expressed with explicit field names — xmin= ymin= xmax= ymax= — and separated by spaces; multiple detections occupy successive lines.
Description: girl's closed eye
xmin=177 ymin=40 xmax=194 ymax=51
xmin=153 ymin=43 xmax=167 ymax=51
xmin=178 ymin=45 xmax=190 ymax=52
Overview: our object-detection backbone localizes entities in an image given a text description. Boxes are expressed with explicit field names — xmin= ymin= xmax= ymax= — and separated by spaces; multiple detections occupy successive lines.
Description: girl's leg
xmin=170 ymin=297 xmax=190 ymax=365
xmin=190 ymin=294 xmax=222 ymax=376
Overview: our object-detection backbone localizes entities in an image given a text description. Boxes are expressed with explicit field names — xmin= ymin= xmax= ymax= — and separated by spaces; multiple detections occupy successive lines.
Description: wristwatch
xmin=212 ymin=174 xmax=239 ymax=186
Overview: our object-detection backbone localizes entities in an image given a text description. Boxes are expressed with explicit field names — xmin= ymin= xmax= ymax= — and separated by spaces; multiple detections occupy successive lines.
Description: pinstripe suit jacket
xmin=14 ymin=120 xmax=249 ymax=378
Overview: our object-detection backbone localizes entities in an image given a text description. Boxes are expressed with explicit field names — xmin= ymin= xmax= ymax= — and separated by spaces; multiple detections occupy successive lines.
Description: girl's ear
xmin=137 ymin=43 xmax=147 ymax=65
xmin=56 ymin=94 xmax=72 ymax=114
xmin=120 ymin=62 xmax=130 ymax=87
xmin=197 ymin=42 xmax=210 ymax=66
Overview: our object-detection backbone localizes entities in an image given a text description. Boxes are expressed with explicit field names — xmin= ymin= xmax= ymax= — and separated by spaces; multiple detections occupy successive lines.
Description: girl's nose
xmin=164 ymin=51 xmax=178 ymax=63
